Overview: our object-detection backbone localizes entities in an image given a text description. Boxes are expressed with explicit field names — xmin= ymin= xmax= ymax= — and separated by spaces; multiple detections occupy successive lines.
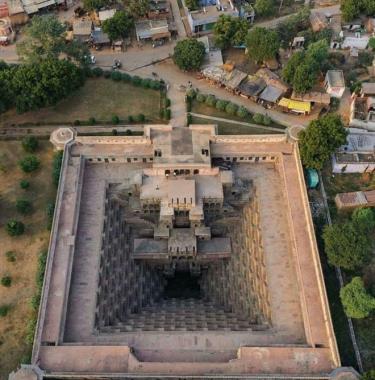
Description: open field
xmin=0 ymin=78 xmax=162 ymax=127
xmin=319 ymin=166 xmax=375 ymax=370
xmin=0 ymin=141 xmax=56 ymax=380
xmin=191 ymin=116 xmax=282 ymax=135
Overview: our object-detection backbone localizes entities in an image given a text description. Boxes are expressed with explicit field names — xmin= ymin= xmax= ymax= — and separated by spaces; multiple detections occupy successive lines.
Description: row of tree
xmin=341 ymin=0 xmax=375 ymax=22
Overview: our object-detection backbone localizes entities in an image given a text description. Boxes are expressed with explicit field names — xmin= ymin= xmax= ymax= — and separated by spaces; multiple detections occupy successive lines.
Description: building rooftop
xmin=325 ymin=70 xmax=345 ymax=87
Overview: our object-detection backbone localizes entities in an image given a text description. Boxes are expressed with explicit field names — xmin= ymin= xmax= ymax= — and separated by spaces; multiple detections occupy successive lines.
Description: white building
xmin=332 ymin=128 xmax=375 ymax=173
xmin=324 ymin=70 xmax=345 ymax=98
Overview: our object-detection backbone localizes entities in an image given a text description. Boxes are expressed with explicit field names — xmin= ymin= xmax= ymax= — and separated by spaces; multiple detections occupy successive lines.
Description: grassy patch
xmin=191 ymin=116 xmax=282 ymax=135
xmin=191 ymin=100 xmax=285 ymax=130
xmin=0 ymin=78 xmax=163 ymax=127
xmin=0 ymin=140 xmax=56 ymax=380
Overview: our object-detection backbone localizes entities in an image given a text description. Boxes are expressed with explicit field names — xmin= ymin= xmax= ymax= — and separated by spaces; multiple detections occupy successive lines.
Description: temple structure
xmin=10 ymin=125 xmax=358 ymax=380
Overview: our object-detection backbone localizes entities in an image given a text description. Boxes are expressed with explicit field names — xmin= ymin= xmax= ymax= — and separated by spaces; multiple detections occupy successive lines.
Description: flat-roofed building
xmin=325 ymin=70 xmax=345 ymax=98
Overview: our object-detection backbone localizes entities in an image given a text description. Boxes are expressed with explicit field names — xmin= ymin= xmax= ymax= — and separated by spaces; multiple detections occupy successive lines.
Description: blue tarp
xmin=306 ymin=169 xmax=319 ymax=189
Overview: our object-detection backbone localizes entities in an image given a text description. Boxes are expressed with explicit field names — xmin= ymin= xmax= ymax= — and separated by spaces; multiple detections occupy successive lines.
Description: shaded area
xmin=164 ymin=272 xmax=201 ymax=299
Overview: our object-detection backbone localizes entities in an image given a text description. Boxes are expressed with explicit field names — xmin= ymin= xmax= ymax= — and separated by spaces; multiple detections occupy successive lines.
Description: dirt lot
xmin=0 ymin=78 xmax=162 ymax=127
xmin=0 ymin=141 xmax=56 ymax=380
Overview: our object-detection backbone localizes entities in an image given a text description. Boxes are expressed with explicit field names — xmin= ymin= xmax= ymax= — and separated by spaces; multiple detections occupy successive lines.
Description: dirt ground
xmin=222 ymin=48 xmax=259 ymax=75
xmin=0 ymin=140 xmax=56 ymax=380
xmin=0 ymin=78 xmax=162 ymax=127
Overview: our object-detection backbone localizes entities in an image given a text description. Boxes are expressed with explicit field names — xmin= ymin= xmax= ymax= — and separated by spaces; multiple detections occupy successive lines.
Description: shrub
xmin=196 ymin=93 xmax=206 ymax=103
xmin=128 ymin=115 xmax=134 ymax=123
xmin=125 ymin=129 xmax=132 ymax=136
xmin=111 ymin=115 xmax=120 ymax=125
xmin=131 ymin=75 xmax=142 ymax=86
xmin=121 ymin=73 xmax=131 ymax=82
xmin=6 ymin=220 xmax=25 ymax=236
xmin=216 ymin=100 xmax=228 ymax=111
xmin=262 ymin=115 xmax=271 ymax=126
xmin=225 ymin=102 xmax=238 ymax=115
xmin=16 ymin=199 xmax=32 ymax=215
xmin=237 ymin=106 xmax=249 ymax=119
xmin=22 ymin=136 xmax=38 ymax=153
xmin=187 ymin=114 xmax=192 ymax=125
xmin=5 ymin=251 xmax=16 ymax=262
xmin=112 ymin=129 xmax=118 ymax=136
xmin=103 ymin=70 xmax=111 ymax=78
xmin=205 ymin=94 xmax=217 ymax=107
xmin=164 ymin=108 xmax=171 ymax=120
xmin=20 ymin=179 xmax=30 ymax=189
xmin=150 ymin=80 xmax=161 ymax=90
xmin=340 ymin=277 xmax=375 ymax=319
xmin=92 ymin=67 xmax=103 ymax=77
xmin=73 ymin=119 xmax=81 ymax=126
xmin=186 ymin=88 xmax=196 ymax=99
xmin=186 ymin=98 xmax=192 ymax=112
xmin=88 ymin=117 xmax=96 ymax=125
xmin=0 ymin=304 xmax=10 ymax=317
xmin=164 ymin=98 xmax=171 ymax=108
xmin=46 ymin=202 xmax=55 ymax=230
xmin=111 ymin=71 xmax=122 ymax=81
xmin=134 ymin=113 xmax=145 ymax=122
xmin=253 ymin=113 xmax=264 ymax=124
xmin=1 ymin=276 xmax=12 ymax=287
xmin=52 ymin=150 xmax=63 ymax=187
xmin=141 ymin=78 xmax=152 ymax=88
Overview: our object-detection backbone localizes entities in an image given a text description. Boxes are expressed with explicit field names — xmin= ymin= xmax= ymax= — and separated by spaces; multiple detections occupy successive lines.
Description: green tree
xmin=17 ymin=16 xmax=66 ymax=63
xmin=185 ymin=0 xmax=199 ymax=10
xmin=6 ymin=220 xmax=25 ymax=236
xmin=1 ymin=276 xmax=12 ymax=287
xmin=19 ymin=155 xmax=40 ymax=173
xmin=363 ymin=0 xmax=375 ymax=16
xmin=246 ymin=27 xmax=280 ymax=63
xmin=369 ymin=37 xmax=375 ymax=50
xmin=127 ymin=0 xmax=150 ymax=17
xmin=9 ymin=59 xmax=85 ymax=113
xmin=254 ymin=0 xmax=275 ymax=17
xmin=225 ymin=102 xmax=238 ymax=115
xmin=213 ymin=15 xmax=248 ymax=49
xmin=352 ymin=208 xmax=375 ymax=232
xmin=22 ymin=136 xmax=38 ymax=153
xmin=16 ymin=16 xmax=88 ymax=64
xmin=20 ymin=179 xmax=30 ymax=189
xmin=362 ymin=370 xmax=375 ymax=380
xmin=282 ymin=51 xmax=305 ymax=84
xmin=341 ymin=0 xmax=361 ymax=22
xmin=216 ymin=99 xmax=228 ymax=111
xmin=83 ymin=0 xmax=109 ymax=10
xmin=293 ymin=64 xmax=316 ymax=94
xmin=237 ymin=106 xmax=249 ymax=118
xmin=16 ymin=199 xmax=32 ymax=215
xmin=0 ymin=304 xmax=10 ymax=316
xmin=205 ymin=94 xmax=217 ymax=107
xmin=52 ymin=150 xmax=63 ymax=187
xmin=173 ymin=39 xmax=206 ymax=71
xmin=276 ymin=7 xmax=310 ymax=49
xmin=299 ymin=114 xmax=347 ymax=170
xmin=102 ymin=11 xmax=134 ymax=41
xmin=340 ymin=277 xmax=375 ymax=318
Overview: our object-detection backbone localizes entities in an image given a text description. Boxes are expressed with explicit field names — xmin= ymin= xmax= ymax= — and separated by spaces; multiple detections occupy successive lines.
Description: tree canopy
xmin=0 ymin=59 xmax=85 ymax=114
xmin=16 ymin=15 xmax=88 ymax=64
xmin=102 ymin=11 xmax=134 ymax=41
xmin=341 ymin=0 xmax=375 ymax=22
xmin=83 ymin=0 xmax=110 ymax=11
xmin=245 ymin=27 xmax=280 ymax=63
xmin=126 ymin=0 xmax=150 ymax=18
xmin=323 ymin=221 xmax=372 ymax=270
xmin=254 ymin=0 xmax=275 ymax=17
xmin=282 ymin=39 xmax=329 ymax=94
xmin=185 ymin=0 xmax=199 ymax=10
xmin=173 ymin=38 xmax=206 ymax=71
xmin=340 ymin=277 xmax=375 ymax=318
xmin=299 ymin=114 xmax=347 ymax=170
xmin=213 ymin=15 xmax=248 ymax=49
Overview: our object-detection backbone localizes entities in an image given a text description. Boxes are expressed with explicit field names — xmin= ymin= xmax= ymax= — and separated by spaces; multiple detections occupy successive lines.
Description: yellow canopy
xmin=278 ymin=98 xmax=311 ymax=113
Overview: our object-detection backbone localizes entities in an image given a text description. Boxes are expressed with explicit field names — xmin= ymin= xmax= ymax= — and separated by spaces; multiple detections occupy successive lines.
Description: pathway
xmin=189 ymin=112 xmax=286 ymax=133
